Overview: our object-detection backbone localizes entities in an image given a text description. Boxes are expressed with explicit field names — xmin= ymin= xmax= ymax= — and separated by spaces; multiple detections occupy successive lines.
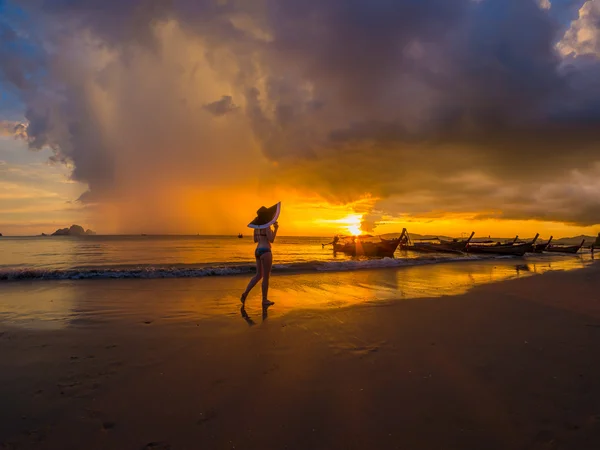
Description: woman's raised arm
xmin=268 ymin=222 xmax=279 ymax=243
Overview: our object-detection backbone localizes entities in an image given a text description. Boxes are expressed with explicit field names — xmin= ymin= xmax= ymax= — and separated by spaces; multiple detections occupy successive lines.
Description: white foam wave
xmin=0 ymin=253 xmax=519 ymax=282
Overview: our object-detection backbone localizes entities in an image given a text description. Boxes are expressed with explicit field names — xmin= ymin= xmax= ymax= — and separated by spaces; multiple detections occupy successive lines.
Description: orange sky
xmin=2 ymin=5 xmax=600 ymax=239
xmin=1 ymin=136 xmax=599 ymax=238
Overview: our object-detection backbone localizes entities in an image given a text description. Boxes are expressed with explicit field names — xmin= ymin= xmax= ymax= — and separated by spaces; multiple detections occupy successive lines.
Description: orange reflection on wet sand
xmin=0 ymin=254 xmax=593 ymax=330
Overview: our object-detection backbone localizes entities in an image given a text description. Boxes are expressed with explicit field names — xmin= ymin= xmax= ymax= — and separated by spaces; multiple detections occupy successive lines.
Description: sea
xmin=0 ymin=235 xmax=595 ymax=281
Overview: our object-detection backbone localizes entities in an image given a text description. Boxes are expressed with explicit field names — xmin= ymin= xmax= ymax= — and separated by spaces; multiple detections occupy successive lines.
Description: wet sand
xmin=1 ymin=259 xmax=600 ymax=449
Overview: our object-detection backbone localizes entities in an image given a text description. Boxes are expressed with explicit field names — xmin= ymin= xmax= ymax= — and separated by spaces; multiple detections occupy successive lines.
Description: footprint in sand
xmin=197 ymin=408 xmax=217 ymax=425
xmin=564 ymin=421 xmax=580 ymax=431
xmin=141 ymin=442 xmax=171 ymax=450
xmin=262 ymin=364 xmax=280 ymax=375
xmin=531 ymin=429 xmax=556 ymax=448
xmin=102 ymin=421 xmax=116 ymax=431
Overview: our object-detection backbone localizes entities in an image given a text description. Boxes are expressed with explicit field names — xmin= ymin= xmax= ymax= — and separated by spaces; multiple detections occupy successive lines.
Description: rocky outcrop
xmin=51 ymin=225 xmax=96 ymax=236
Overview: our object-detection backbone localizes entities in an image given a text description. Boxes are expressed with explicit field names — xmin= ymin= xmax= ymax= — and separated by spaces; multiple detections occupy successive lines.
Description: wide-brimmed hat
xmin=247 ymin=202 xmax=281 ymax=229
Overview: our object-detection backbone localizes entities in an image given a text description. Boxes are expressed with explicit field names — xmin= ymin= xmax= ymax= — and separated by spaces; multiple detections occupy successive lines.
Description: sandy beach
xmin=2 ymin=259 xmax=600 ymax=450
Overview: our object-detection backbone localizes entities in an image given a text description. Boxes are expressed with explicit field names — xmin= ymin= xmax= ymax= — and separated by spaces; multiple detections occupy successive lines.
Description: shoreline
xmin=0 ymin=250 xmax=595 ymax=282
xmin=1 ymin=255 xmax=596 ymax=330
xmin=2 ymin=261 xmax=600 ymax=449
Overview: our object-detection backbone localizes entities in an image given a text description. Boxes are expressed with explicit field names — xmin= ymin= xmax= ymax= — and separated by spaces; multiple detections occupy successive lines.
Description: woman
xmin=241 ymin=219 xmax=279 ymax=306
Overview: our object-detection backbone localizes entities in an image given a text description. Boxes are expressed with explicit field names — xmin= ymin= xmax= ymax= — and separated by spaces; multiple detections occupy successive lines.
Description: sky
xmin=1 ymin=0 xmax=600 ymax=237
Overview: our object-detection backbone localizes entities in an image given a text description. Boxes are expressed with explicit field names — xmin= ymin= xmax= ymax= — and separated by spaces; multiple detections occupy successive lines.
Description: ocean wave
xmin=0 ymin=265 xmax=256 ymax=281
xmin=0 ymin=253 xmax=521 ymax=281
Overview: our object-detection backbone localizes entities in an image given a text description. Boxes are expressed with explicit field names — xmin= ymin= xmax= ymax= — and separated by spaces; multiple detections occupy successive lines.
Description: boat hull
xmin=545 ymin=246 xmax=581 ymax=254
xmin=545 ymin=239 xmax=585 ymax=254
xmin=467 ymin=243 xmax=528 ymax=256
xmin=401 ymin=233 xmax=473 ymax=254
xmin=334 ymin=239 xmax=401 ymax=257
xmin=401 ymin=243 xmax=464 ymax=254
xmin=520 ymin=243 xmax=535 ymax=253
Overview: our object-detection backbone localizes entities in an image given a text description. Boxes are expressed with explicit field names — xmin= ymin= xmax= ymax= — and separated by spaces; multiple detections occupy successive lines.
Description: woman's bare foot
xmin=262 ymin=299 xmax=274 ymax=306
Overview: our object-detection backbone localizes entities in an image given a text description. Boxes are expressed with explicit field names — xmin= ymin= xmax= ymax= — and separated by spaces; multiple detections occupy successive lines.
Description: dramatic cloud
xmin=559 ymin=0 xmax=600 ymax=56
xmin=2 ymin=0 xmax=600 ymax=232
xmin=203 ymin=96 xmax=239 ymax=116
xmin=0 ymin=121 xmax=27 ymax=139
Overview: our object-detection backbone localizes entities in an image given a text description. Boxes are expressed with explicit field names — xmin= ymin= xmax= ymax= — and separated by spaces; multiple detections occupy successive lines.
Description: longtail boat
xmin=466 ymin=238 xmax=530 ymax=256
xmin=466 ymin=243 xmax=529 ymax=256
xmin=516 ymin=233 xmax=539 ymax=253
xmin=400 ymin=229 xmax=474 ymax=254
xmin=533 ymin=236 xmax=553 ymax=253
xmin=325 ymin=230 xmax=405 ymax=257
xmin=546 ymin=239 xmax=585 ymax=254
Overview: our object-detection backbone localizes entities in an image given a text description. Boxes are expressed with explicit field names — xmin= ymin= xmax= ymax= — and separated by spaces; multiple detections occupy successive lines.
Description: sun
xmin=347 ymin=224 xmax=362 ymax=236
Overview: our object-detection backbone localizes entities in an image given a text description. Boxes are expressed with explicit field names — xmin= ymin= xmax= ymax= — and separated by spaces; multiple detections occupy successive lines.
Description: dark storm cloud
xmin=0 ymin=16 xmax=45 ymax=91
xmin=203 ymin=95 xmax=239 ymax=116
xmin=3 ymin=0 xmax=600 ymax=227
xmin=257 ymin=0 xmax=599 ymax=167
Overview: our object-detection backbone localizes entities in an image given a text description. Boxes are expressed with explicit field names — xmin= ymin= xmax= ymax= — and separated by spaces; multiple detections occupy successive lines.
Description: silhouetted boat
xmin=238 ymin=233 xmax=244 ymax=238
xmin=546 ymin=239 xmax=585 ymax=254
xmin=533 ymin=236 xmax=553 ymax=253
xmin=466 ymin=241 xmax=529 ymax=256
xmin=466 ymin=233 xmax=540 ymax=256
xmin=513 ymin=233 xmax=539 ymax=253
xmin=400 ymin=229 xmax=474 ymax=254
xmin=326 ymin=230 xmax=405 ymax=257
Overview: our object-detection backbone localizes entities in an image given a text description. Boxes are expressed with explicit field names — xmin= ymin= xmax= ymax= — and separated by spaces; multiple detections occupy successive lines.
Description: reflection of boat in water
xmin=325 ymin=230 xmax=405 ymax=257
xmin=546 ymin=239 xmax=585 ymax=254
xmin=400 ymin=228 xmax=474 ymax=254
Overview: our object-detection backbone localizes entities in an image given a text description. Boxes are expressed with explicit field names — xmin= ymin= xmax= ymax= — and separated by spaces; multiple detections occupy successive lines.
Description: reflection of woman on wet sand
xmin=241 ymin=203 xmax=281 ymax=307
xmin=240 ymin=302 xmax=270 ymax=326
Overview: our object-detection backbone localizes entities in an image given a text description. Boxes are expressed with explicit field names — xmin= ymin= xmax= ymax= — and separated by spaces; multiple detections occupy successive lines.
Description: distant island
xmin=51 ymin=224 xmax=96 ymax=236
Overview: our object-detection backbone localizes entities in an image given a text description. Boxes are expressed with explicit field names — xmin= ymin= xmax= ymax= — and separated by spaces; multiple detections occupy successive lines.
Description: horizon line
xmin=0 ymin=232 xmax=596 ymax=239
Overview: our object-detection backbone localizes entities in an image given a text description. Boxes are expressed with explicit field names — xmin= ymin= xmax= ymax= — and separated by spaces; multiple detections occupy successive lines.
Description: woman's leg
xmin=241 ymin=257 xmax=263 ymax=303
xmin=260 ymin=251 xmax=273 ymax=304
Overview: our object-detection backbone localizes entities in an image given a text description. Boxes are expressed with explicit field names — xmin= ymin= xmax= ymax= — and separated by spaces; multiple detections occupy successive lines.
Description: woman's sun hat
xmin=247 ymin=202 xmax=281 ymax=229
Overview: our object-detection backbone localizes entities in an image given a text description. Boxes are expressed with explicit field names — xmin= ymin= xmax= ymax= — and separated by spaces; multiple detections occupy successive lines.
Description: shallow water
xmin=0 ymin=235 xmax=594 ymax=281
xmin=0 ymin=254 xmax=595 ymax=330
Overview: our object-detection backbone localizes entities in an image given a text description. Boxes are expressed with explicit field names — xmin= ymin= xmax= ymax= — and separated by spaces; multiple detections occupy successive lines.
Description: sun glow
xmin=347 ymin=224 xmax=363 ymax=236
